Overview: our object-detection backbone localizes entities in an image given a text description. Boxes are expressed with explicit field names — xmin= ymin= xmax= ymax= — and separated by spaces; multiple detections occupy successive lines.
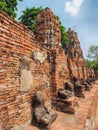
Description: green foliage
xmin=0 ymin=0 xmax=23 ymax=19
xmin=86 ymin=60 xmax=92 ymax=68
xmin=56 ymin=16 xmax=69 ymax=47
xmin=86 ymin=60 xmax=96 ymax=68
xmin=93 ymin=62 xmax=98 ymax=74
xmin=87 ymin=45 xmax=98 ymax=61
xmin=86 ymin=45 xmax=98 ymax=74
xmin=18 ymin=7 xmax=43 ymax=32
xmin=86 ymin=60 xmax=98 ymax=74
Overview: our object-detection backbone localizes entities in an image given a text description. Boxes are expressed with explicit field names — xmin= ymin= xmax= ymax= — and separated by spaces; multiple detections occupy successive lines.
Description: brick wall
xmin=0 ymin=11 xmax=51 ymax=130
xmin=55 ymin=48 xmax=70 ymax=90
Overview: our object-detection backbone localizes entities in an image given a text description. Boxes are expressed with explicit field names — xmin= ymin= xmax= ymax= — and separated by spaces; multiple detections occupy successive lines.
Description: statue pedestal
xmin=52 ymin=96 xmax=78 ymax=114
xmin=74 ymin=85 xmax=85 ymax=98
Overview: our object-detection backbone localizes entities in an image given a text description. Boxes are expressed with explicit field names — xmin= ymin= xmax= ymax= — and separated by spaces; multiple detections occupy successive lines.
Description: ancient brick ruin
xmin=0 ymin=8 xmax=97 ymax=130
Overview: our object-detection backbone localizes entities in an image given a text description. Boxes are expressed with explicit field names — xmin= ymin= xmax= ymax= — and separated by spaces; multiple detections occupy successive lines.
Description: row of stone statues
xmin=54 ymin=75 xmax=96 ymax=114
xmin=58 ymin=75 xmax=96 ymax=99
xmin=32 ymin=75 xmax=96 ymax=129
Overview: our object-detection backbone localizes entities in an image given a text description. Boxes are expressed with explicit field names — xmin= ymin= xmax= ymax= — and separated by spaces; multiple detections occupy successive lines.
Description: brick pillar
xmin=49 ymin=50 xmax=57 ymax=97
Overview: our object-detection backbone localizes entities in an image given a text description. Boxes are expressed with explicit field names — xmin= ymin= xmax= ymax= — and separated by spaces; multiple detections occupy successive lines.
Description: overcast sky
xmin=17 ymin=0 xmax=98 ymax=59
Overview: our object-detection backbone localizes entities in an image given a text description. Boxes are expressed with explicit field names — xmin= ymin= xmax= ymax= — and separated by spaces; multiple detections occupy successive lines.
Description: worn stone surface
xmin=20 ymin=69 xmax=33 ymax=91
xmin=32 ymin=91 xmax=57 ymax=128
xmin=31 ymin=50 xmax=47 ymax=63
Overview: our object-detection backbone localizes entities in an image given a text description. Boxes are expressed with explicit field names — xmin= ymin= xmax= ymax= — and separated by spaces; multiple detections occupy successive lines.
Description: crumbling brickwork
xmin=55 ymin=48 xmax=70 ymax=90
xmin=66 ymin=28 xmax=87 ymax=81
xmin=0 ymin=8 xmax=95 ymax=130
xmin=0 ymin=11 xmax=51 ymax=130
xmin=0 ymin=8 xmax=68 ymax=130
xmin=35 ymin=7 xmax=61 ymax=48
xmin=35 ymin=8 xmax=70 ymax=94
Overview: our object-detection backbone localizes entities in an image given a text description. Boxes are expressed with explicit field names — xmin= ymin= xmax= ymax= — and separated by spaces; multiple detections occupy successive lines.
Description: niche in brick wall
xmin=19 ymin=56 xmax=33 ymax=92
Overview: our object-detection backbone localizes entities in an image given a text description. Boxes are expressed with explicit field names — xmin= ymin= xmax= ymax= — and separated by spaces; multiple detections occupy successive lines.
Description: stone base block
xmin=52 ymin=96 xmax=79 ymax=114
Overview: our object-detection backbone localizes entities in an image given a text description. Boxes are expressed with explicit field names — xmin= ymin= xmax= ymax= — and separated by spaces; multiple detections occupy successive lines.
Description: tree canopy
xmin=56 ymin=16 xmax=69 ymax=47
xmin=87 ymin=45 xmax=98 ymax=61
xmin=86 ymin=45 xmax=98 ymax=74
xmin=0 ymin=0 xmax=23 ymax=18
xmin=18 ymin=7 xmax=43 ymax=32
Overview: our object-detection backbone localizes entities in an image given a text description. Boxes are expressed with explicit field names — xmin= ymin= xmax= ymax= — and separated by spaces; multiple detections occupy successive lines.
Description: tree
xmin=18 ymin=7 xmax=43 ymax=32
xmin=0 ymin=0 xmax=23 ymax=19
xmin=86 ymin=60 xmax=98 ymax=73
xmin=87 ymin=45 xmax=98 ymax=61
xmin=56 ymin=16 xmax=69 ymax=47
xmin=86 ymin=45 xmax=98 ymax=74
